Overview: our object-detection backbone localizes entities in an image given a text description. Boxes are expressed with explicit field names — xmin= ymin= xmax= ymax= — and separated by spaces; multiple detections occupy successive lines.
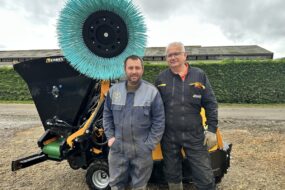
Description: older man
xmin=103 ymin=55 xmax=165 ymax=190
xmin=155 ymin=42 xmax=218 ymax=190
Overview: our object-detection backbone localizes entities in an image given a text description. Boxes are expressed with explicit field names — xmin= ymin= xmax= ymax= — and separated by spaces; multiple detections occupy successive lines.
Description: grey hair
xmin=165 ymin=42 xmax=186 ymax=54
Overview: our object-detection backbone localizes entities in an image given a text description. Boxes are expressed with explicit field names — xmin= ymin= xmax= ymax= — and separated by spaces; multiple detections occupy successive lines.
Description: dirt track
xmin=0 ymin=104 xmax=284 ymax=190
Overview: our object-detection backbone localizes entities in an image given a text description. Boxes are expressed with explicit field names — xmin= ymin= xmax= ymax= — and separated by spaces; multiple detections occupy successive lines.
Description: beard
xmin=127 ymin=74 xmax=141 ymax=85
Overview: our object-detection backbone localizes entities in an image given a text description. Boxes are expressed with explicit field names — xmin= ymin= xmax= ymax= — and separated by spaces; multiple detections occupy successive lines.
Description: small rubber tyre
xmin=86 ymin=160 xmax=110 ymax=190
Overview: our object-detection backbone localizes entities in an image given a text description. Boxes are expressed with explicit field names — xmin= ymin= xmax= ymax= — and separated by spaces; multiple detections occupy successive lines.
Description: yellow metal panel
xmin=151 ymin=108 xmax=223 ymax=159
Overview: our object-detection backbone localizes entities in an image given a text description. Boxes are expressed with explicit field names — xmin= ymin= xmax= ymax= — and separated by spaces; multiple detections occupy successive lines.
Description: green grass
xmin=0 ymin=100 xmax=33 ymax=104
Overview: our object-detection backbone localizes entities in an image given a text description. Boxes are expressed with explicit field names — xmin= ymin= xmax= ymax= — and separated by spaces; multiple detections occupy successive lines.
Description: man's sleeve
xmin=201 ymin=73 xmax=218 ymax=133
xmin=103 ymin=93 xmax=115 ymax=140
xmin=145 ymin=91 xmax=165 ymax=150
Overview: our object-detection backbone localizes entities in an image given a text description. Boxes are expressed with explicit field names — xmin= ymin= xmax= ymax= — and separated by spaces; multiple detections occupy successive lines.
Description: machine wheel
xmin=86 ymin=160 xmax=110 ymax=190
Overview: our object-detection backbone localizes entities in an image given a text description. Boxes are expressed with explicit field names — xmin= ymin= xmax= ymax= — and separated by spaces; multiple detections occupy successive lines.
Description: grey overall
xmin=103 ymin=80 xmax=165 ymax=189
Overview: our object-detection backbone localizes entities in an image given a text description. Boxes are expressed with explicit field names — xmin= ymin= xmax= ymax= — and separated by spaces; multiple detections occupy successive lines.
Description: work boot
xmin=168 ymin=182 xmax=183 ymax=190
xmin=132 ymin=185 xmax=147 ymax=190
xmin=111 ymin=186 xmax=125 ymax=190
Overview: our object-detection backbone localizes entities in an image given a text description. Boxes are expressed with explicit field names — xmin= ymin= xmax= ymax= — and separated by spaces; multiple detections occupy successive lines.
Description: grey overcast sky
xmin=0 ymin=0 xmax=284 ymax=58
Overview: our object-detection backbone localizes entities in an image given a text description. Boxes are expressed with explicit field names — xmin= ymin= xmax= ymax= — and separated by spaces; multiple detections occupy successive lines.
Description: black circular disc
xmin=83 ymin=10 xmax=128 ymax=58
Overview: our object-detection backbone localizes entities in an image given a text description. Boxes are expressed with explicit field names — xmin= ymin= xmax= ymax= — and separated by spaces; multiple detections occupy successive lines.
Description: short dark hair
xmin=124 ymin=55 xmax=144 ymax=69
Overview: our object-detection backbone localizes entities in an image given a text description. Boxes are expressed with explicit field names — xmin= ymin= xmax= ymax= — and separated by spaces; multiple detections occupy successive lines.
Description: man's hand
xmin=108 ymin=137 xmax=116 ymax=147
xmin=203 ymin=131 xmax=217 ymax=149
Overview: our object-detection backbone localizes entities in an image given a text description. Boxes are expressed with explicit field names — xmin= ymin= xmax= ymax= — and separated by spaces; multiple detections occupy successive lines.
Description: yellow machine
xmin=12 ymin=0 xmax=231 ymax=188
xmin=152 ymin=108 xmax=224 ymax=161
xmin=12 ymin=59 xmax=232 ymax=189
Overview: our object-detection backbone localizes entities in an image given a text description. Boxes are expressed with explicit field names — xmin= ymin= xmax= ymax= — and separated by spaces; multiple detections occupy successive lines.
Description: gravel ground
xmin=0 ymin=104 xmax=284 ymax=190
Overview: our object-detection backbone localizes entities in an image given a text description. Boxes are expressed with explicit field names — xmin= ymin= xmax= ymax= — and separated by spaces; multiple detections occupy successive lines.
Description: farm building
xmin=144 ymin=45 xmax=273 ymax=61
xmin=0 ymin=45 xmax=273 ymax=66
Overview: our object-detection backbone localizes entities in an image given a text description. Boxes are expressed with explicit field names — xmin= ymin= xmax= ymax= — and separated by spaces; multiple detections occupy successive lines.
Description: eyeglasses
xmin=166 ymin=52 xmax=185 ymax=58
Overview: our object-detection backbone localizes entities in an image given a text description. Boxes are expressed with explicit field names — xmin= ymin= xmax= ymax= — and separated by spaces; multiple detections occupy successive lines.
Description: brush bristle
xmin=57 ymin=0 xmax=147 ymax=80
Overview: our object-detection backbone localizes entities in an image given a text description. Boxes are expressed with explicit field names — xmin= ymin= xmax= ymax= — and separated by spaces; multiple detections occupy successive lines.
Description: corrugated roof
xmin=144 ymin=45 xmax=273 ymax=56
xmin=0 ymin=45 xmax=273 ymax=59
xmin=193 ymin=45 xmax=273 ymax=55
xmin=144 ymin=46 xmax=202 ymax=56
xmin=0 ymin=49 xmax=62 ymax=58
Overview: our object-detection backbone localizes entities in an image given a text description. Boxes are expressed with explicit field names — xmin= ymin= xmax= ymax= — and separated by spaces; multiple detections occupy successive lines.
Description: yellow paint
xmin=202 ymin=108 xmax=224 ymax=151
xmin=216 ymin=128 xmax=224 ymax=149
xmin=190 ymin=82 xmax=205 ymax=89
xmin=200 ymin=108 xmax=206 ymax=126
xmin=66 ymin=80 xmax=110 ymax=148
xmin=97 ymin=128 xmax=104 ymax=137
xmin=152 ymin=144 xmax=163 ymax=160
xmin=152 ymin=108 xmax=224 ymax=160
xmin=92 ymin=148 xmax=102 ymax=154
xmin=100 ymin=80 xmax=110 ymax=100
xmin=43 ymin=136 xmax=58 ymax=145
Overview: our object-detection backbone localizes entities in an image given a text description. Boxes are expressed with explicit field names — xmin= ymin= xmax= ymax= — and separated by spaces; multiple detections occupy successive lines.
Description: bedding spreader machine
xmin=11 ymin=0 xmax=231 ymax=189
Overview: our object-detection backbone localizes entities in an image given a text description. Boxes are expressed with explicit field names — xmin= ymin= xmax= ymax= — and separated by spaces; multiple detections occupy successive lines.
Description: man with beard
xmin=103 ymin=55 xmax=165 ymax=190
xmin=155 ymin=42 xmax=218 ymax=190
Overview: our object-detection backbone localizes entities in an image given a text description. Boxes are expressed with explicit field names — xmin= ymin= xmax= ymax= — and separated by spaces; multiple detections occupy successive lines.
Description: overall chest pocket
xmin=187 ymin=85 xmax=203 ymax=105
xmin=133 ymin=106 xmax=151 ymax=126
xmin=111 ymin=104 xmax=123 ymax=125
xmin=158 ymin=85 xmax=173 ymax=104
